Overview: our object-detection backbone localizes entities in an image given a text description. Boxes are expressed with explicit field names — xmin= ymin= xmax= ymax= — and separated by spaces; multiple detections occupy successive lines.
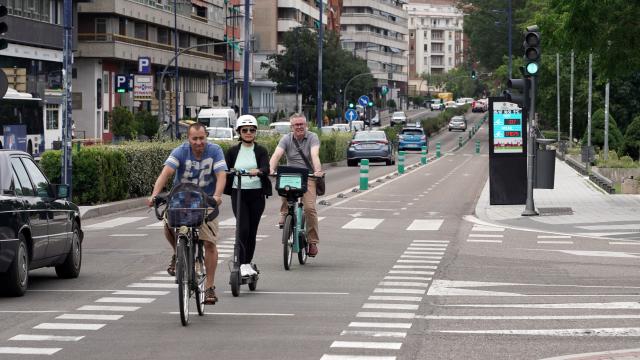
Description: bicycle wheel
xmin=282 ymin=214 xmax=293 ymax=270
xmin=297 ymin=215 xmax=308 ymax=265
xmin=176 ymin=237 xmax=190 ymax=326
xmin=194 ymin=242 xmax=206 ymax=316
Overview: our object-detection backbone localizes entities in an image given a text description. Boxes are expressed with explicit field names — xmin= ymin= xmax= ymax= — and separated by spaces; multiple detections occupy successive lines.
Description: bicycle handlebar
xmin=269 ymin=173 xmax=325 ymax=179
xmin=152 ymin=192 xmax=219 ymax=222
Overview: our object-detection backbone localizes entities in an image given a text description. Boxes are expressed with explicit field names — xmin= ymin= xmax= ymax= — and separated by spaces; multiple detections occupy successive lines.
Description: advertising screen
xmin=492 ymin=102 xmax=523 ymax=154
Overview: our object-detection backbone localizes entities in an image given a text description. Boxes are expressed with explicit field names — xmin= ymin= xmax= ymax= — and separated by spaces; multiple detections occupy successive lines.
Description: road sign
xmin=345 ymin=109 xmax=358 ymax=122
xmin=358 ymin=95 xmax=370 ymax=107
xmin=381 ymin=85 xmax=388 ymax=95
xmin=138 ymin=57 xmax=151 ymax=74
xmin=134 ymin=75 xmax=154 ymax=101
xmin=115 ymin=74 xmax=130 ymax=93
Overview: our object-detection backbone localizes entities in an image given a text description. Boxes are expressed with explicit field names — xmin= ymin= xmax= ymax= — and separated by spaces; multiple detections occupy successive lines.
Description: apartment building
xmin=340 ymin=0 xmax=408 ymax=108
xmin=0 ymin=0 xmax=87 ymax=153
xmin=74 ymin=0 xmax=226 ymax=141
xmin=405 ymin=0 xmax=464 ymax=95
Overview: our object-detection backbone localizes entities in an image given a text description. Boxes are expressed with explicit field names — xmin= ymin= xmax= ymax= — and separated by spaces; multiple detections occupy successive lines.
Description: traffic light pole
xmin=522 ymin=76 xmax=538 ymax=216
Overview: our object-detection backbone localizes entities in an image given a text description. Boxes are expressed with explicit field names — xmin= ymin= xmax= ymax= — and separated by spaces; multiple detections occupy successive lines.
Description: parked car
xmin=206 ymin=127 xmax=236 ymax=141
xmin=472 ymin=99 xmax=488 ymax=112
xmin=430 ymin=99 xmax=444 ymax=111
xmin=448 ymin=115 xmax=467 ymax=131
xmin=0 ymin=150 xmax=83 ymax=296
xmin=444 ymin=101 xmax=458 ymax=109
xmin=350 ymin=120 xmax=365 ymax=132
xmin=391 ymin=111 xmax=407 ymax=126
xmin=347 ymin=130 xmax=395 ymax=167
xmin=320 ymin=126 xmax=336 ymax=135
xmin=269 ymin=121 xmax=292 ymax=135
xmin=370 ymin=109 xmax=380 ymax=126
xmin=333 ymin=124 xmax=351 ymax=132
xmin=398 ymin=127 xmax=428 ymax=151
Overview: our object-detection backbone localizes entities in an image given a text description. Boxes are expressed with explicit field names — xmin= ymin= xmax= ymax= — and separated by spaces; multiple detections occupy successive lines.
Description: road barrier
xmin=476 ymin=140 xmax=480 ymax=154
xmin=458 ymin=136 xmax=463 ymax=148
xmin=436 ymin=142 xmax=441 ymax=158
xmin=359 ymin=159 xmax=369 ymax=190
xmin=421 ymin=146 xmax=427 ymax=165
xmin=398 ymin=151 xmax=405 ymax=174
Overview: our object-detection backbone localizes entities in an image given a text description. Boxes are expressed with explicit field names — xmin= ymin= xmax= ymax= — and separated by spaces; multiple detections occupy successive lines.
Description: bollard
xmin=74 ymin=141 xmax=80 ymax=152
xmin=436 ymin=142 xmax=441 ymax=158
xmin=421 ymin=146 xmax=427 ymax=165
xmin=398 ymin=151 xmax=405 ymax=174
xmin=476 ymin=140 xmax=480 ymax=154
xmin=468 ymin=131 xmax=472 ymax=139
xmin=359 ymin=159 xmax=369 ymax=190
xmin=458 ymin=136 xmax=463 ymax=148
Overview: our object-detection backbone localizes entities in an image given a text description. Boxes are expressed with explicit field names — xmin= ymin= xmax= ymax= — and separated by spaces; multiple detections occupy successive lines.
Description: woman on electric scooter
xmin=223 ymin=115 xmax=272 ymax=277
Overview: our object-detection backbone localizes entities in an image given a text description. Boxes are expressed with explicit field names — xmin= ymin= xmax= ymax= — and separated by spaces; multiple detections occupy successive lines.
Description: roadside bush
xmin=583 ymin=109 xmax=624 ymax=152
xmin=135 ymin=110 xmax=159 ymax=139
xmin=622 ymin=115 xmax=640 ymax=160
xmin=111 ymin=107 xmax=136 ymax=139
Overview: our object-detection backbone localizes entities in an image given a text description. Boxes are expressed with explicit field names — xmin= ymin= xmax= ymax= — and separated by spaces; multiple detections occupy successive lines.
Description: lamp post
xmin=316 ymin=0 xmax=323 ymax=126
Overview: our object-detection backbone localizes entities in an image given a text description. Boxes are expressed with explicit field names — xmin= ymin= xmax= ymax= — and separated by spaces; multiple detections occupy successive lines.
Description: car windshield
xmin=393 ymin=112 xmax=405 ymax=117
xmin=354 ymin=131 xmax=386 ymax=141
xmin=200 ymin=117 xmax=228 ymax=128
xmin=271 ymin=124 xmax=291 ymax=134
xmin=207 ymin=128 xmax=232 ymax=138
xmin=402 ymin=129 xmax=423 ymax=135
xmin=451 ymin=117 xmax=464 ymax=123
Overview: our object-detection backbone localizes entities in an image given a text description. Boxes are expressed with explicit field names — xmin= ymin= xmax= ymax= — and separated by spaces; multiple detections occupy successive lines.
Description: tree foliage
xmin=623 ymin=115 xmax=640 ymax=160
xmin=583 ymin=109 xmax=624 ymax=151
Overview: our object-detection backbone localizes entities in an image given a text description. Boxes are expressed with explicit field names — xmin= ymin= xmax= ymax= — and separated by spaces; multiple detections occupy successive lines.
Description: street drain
xmin=537 ymin=207 xmax=574 ymax=216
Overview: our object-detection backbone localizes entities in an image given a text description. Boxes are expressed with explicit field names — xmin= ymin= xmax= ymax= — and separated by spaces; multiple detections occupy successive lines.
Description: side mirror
xmin=55 ymin=184 xmax=69 ymax=199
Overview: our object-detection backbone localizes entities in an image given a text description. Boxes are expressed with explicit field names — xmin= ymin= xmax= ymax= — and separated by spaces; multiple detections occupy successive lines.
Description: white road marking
xmin=0 ymin=310 xmax=63 ymax=313
xmin=330 ymin=341 xmax=402 ymax=350
xmin=537 ymin=235 xmax=572 ymax=239
xmin=441 ymin=302 xmax=640 ymax=309
xmin=400 ymin=255 xmax=442 ymax=260
xmin=412 ymin=240 xmax=449 ymax=243
xmin=396 ymin=260 xmax=440 ymax=264
xmin=362 ymin=303 xmax=419 ymax=310
xmin=112 ymin=290 xmax=169 ymax=296
xmin=85 ymin=217 xmax=147 ymax=229
xmin=109 ymin=234 xmax=148 ymax=237
xmin=471 ymin=225 xmax=504 ymax=232
xmin=222 ymin=291 xmax=349 ymax=295
xmin=542 ymin=250 xmax=639 ymax=258
xmin=384 ymin=276 xmax=432 ymax=281
xmin=577 ymin=224 xmax=640 ymax=231
xmin=609 ymin=242 xmax=640 ymax=245
xmin=56 ymin=314 xmax=123 ymax=321
xmin=342 ymin=218 xmax=384 ymax=230
xmin=95 ymin=297 xmax=155 ymax=304
xmin=469 ymin=234 xmax=503 ymax=238
xmin=142 ymin=221 xmax=164 ymax=228
xmin=320 ymin=355 xmax=396 ymax=360
xmin=10 ymin=334 xmax=84 ymax=342
xmin=34 ymin=323 xmax=106 ymax=330
xmin=219 ymin=217 xmax=236 ymax=226
xmin=127 ymin=283 xmax=177 ymax=288
xmin=368 ymin=296 xmax=422 ymax=302
xmin=349 ymin=322 xmax=412 ymax=329
xmin=467 ymin=239 xmax=502 ymax=243
xmin=77 ymin=305 xmax=139 ymax=312
xmin=373 ymin=288 xmax=426 ymax=294
xmin=436 ymin=328 xmax=640 ymax=337
xmin=357 ymin=312 xmax=415 ymax=319
xmin=388 ymin=270 xmax=434 ymax=275
xmin=142 ymin=277 xmax=175 ymax=281
xmin=0 ymin=347 xmax=62 ymax=355
xmin=537 ymin=241 xmax=574 ymax=244
xmin=406 ymin=247 xmax=445 ymax=251
xmin=406 ymin=220 xmax=444 ymax=231
xmin=340 ymin=330 xmax=407 ymax=338
xmin=166 ymin=312 xmax=294 ymax=316
xmin=403 ymin=252 xmax=444 ymax=255
xmin=379 ymin=281 xmax=429 ymax=288
xmin=392 ymin=265 xmax=437 ymax=269
xmin=417 ymin=315 xmax=640 ymax=320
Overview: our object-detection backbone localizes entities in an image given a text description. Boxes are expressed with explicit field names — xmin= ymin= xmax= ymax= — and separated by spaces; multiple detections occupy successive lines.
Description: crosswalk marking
xmin=436 ymin=328 xmax=640 ymax=337
xmin=467 ymin=239 xmax=502 ymax=243
xmin=362 ymin=303 xmax=420 ymax=310
xmin=34 ymin=323 xmax=105 ymax=331
xmin=330 ymin=341 xmax=402 ymax=350
xmin=342 ymin=218 xmax=384 ymax=230
xmin=406 ymin=220 xmax=444 ymax=231
xmin=85 ymin=217 xmax=147 ymax=229
xmin=127 ymin=283 xmax=177 ymax=289
xmin=378 ymin=281 xmax=430 ymax=288
xmin=469 ymin=234 xmax=503 ymax=238
xmin=400 ymin=255 xmax=442 ymax=259
xmin=537 ymin=235 xmax=571 ymax=239
xmin=0 ymin=347 xmax=62 ymax=355
xmin=56 ymin=314 xmax=122 ymax=321
xmin=537 ymin=240 xmax=574 ymax=244
xmin=396 ymin=260 xmax=439 ymax=264
xmin=142 ymin=277 xmax=175 ymax=281
xmin=77 ymin=305 xmax=139 ymax=312
xmin=321 ymin=355 xmax=396 ymax=360
xmin=367 ymin=296 xmax=422 ymax=302
xmin=373 ymin=288 xmax=426 ymax=295
xmin=384 ymin=276 xmax=431 ymax=281
xmin=349 ymin=322 xmax=412 ymax=329
xmin=392 ymin=265 xmax=437 ymax=269
xmin=9 ymin=335 xmax=84 ymax=342
xmin=471 ymin=225 xmax=504 ymax=232
xmin=95 ymin=297 xmax=155 ymax=304
xmin=112 ymin=290 xmax=169 ymax=296
xmin=357 ymin=312 xmax=416 ymax=319
xmin=388 ymin=270 xmax=434 ymax=275
xmin=340 ymin=330 xmax=407 ymax=338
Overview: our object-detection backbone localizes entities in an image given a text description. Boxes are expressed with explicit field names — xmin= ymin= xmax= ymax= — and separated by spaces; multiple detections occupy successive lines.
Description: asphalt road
xmin=3 ymin=112 xmax=636 ymax=360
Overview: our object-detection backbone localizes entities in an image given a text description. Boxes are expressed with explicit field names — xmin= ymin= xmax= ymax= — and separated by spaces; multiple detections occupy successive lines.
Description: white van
xmin=197 ymin=108 xmax=237 ymax=129
xmin=269 ymin=121 xmax=292 ymax=135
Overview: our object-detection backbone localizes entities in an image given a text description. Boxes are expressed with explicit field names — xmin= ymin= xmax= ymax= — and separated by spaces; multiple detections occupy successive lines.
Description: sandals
xmin=167 ymin=254 xmax=176 ymax=276
xmin=204 ymin=287 xmax=218 ymax=305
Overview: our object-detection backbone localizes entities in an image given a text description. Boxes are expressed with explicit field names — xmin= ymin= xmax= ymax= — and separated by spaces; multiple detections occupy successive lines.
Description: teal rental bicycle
xmin=274 ymin=166 xmax=323 ymax=270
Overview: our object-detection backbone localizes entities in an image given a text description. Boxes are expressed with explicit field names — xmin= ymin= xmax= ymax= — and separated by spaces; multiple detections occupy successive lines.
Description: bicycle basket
xmin=167 ymin=183 xmax=207 ymax=228
xmin=276 ymin=166 xmax=308 ymax=197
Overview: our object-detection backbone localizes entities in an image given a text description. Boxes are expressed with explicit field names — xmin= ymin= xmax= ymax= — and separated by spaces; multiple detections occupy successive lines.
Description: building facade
xmin=340 ymin=0 xmax=409 ymax=109
xmin=405 ymin=0 xmax=464 ymax=95
xmin=74 ymin=0 xmax=227 ymax=141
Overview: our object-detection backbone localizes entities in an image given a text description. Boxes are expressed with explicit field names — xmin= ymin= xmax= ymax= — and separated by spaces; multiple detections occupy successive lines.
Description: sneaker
xmin=167 ymin=254 xmax=176 ymax=276
xmin=308 ymin=244 xmax=318 ymax=257
xmin=204 ymin=287 xmax=217 ymax=305
xmin=240 ymin=264 xmax=257 ymax=277
xmin=278 ymin=216 xmax=285 ymax=229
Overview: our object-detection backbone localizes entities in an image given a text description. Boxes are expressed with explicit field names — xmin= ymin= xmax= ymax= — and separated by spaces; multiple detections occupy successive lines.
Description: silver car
xmin=391 ymin=111 xmax=407 ymax=126
xmin=448 ymin=116 xmax=467 ymax=131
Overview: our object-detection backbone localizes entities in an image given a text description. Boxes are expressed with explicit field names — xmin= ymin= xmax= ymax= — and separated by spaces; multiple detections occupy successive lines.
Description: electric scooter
xmin=227 ymin=169 xmax=259 ymax=297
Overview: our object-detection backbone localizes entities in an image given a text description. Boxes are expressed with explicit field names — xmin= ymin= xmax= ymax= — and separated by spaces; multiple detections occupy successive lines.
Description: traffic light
xmin=471 ymin=70 xmax=477 ymax=80
xmin=0 ymin=5 xmax=8 ymax=50
xmin=503 ymin=77 xmax=531 ymax=110
xmin=523 ymin=25 xmax=540 ymax=76
xmin=367 ymin=101 xmax=373 ymax=107
xmin=348 ymin=102 xmax=354 ymax=109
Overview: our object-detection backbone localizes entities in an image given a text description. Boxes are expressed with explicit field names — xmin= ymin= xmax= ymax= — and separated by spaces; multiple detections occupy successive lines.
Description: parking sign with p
xmin=138 ymin=57 xmax=151 ymax=74
xmin=115 ymin=74 xmax=130 ymax=93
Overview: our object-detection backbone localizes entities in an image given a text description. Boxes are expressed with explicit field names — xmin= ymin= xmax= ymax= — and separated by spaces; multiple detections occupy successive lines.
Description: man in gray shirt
xmin=269 ymin=113 xmax=324 ymax=257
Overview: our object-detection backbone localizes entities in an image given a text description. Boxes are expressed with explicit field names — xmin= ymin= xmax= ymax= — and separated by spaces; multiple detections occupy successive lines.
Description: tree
xmin=622 ymin=115 xmax=640 ymax=160
xmin=134 ymin=110 xmax=158 ymax=139
xmin=583 ymin=109 xmax=624 ymax=151
xmin=111 ymin=107 xmax=135 ymax=139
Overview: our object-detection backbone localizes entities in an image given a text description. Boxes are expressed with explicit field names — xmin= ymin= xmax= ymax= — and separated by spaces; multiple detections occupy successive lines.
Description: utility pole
xmin=507 ymin=0 xmax=512 ymax=79
xmin=604 ymin=81 xmax=610 ymax=160
xmin=316 ymin=0 xmax=323 ymax=126
xmin=174 ymin=0 xmax=180 ymax=139
xmin=569 ymin=50 xmax=574 ymax=147
xmin=556 ymin=53 xmax=560 ymax=143
xmin=587 ymin=52 xmax=592 ymax=172
xmin=242 ymin=0 xmax=250 ymax=115
xmin=61 ymin=0 xmax=73 ymax=200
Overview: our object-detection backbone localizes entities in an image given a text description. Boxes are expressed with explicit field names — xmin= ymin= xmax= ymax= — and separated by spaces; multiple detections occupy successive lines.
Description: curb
xmin=80 ymin=197 xmax=147 ymax=220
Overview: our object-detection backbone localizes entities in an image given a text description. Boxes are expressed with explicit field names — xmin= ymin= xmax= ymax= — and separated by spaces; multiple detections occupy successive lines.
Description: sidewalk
xmin=475 ymin=158 xmax=640 ymax=240
xmin=79 ymin=197 xmax=146 ymax=220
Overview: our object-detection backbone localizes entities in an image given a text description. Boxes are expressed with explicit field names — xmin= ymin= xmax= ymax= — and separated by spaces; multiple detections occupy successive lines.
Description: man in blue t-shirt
xmin=148 ymin=123 xmax=227 ymax=305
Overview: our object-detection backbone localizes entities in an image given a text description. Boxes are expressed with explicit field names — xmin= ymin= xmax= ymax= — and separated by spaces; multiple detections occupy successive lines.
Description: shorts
xmin=164 ymin=214 xmax=219 ymax=245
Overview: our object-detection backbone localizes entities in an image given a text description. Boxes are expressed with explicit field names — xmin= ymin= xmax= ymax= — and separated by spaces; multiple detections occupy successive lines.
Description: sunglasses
xmin=240 ymin=127 xmax=256 ymax=134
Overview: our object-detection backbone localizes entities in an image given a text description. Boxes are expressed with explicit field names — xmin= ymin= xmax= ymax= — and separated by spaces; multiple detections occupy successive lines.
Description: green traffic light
xmin=368 ymin=101 xmax=373 ymax=107
xmin=349 ymin=103 xmax=354 ymax=108
xmin=526 ymin=62 xmax=539 ymax=75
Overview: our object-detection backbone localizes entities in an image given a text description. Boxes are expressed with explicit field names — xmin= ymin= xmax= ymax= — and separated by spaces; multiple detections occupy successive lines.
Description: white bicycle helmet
xmin=236 ymin=114 xmax=258 ymax=130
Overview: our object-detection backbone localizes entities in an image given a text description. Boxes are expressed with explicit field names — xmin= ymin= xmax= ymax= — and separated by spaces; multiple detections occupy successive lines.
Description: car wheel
xmin=0 ymin=233 xmax=29 ymax=296
xmin=55 ymin=222 xmax=82 ymax=279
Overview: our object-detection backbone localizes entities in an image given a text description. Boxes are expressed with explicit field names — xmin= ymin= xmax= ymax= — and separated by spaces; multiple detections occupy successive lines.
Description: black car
xmin=0 ymin=150 xmax=83 ymax=296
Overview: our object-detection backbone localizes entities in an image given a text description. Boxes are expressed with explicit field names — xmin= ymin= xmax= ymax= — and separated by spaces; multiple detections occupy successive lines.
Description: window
xmin=134 ymin=22 xmax=147 ymax=40
xmin=11 ymin=172 xmax=22 ymax=196
xmin=96 ymin=18 xmax=107 ymax=41
xmin=158 ymin=27 xmax=170 ymax=45
xmin=21 ymin=158 xmax=50 ymax=198
xmin=46 ymin=104 xmax=59 ymax=130
xmin=11 ymin=158 xmax=35 ymax=197
xmin=103 ymin=111 xmax=110 ymax=131
xmin=103 ymin=73 xmax=109 ymax=94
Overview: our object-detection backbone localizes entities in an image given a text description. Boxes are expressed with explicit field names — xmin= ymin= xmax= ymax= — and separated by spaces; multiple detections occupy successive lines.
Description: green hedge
xmin=40 ymin=133 xmax=352 ymax=205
